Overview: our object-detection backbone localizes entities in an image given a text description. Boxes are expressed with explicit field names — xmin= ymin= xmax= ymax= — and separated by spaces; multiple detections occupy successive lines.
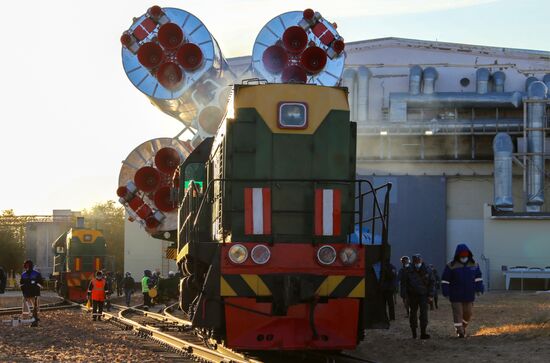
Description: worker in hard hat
xmin=441 ymin=243 xmax=484 ymax=338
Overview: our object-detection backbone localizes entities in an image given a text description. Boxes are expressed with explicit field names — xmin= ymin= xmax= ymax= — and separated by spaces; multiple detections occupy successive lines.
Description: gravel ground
xmin=0 ymin=309 xmax=172 ymax=363
xmin=3 ymin=291 xmax=550 ymax=362
xmin=354 ymin=291 xmax=550 ymax=363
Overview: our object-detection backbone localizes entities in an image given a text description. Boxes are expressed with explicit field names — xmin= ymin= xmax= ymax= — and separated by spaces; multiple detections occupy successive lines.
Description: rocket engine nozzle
xmin=158 ymin=23 xmax=184 ymax=50
xmin=282 ymin=26 xmax=308 ymax=54
xmin=262 ymin=45 xmax=288 ymax=74
xmin=154 ymin=147 xmax=181 ymax=174
xmin=137 ymin=42 xmax=164 ymax=68
xmin=300 ymin=46 xmax=327 ymax=74
xmin=157 ymin=62 xmax=184 ymax=90
xmin=116 ymin=186 xmax=128 ymax=198
xmin=282 ymin=65 xmax=307 ymax=84
xmin=198 ymin=106 xmax=224 ymax=135
xmin=153 ymin=186 xmax=177 ymax=212
xmin=176 ymin=43 xmax=204 ymax=71
xmin=134 ymin=166 xmax=161 ymax=192
xmin=147 ymin=5 xmax=163 ymax=19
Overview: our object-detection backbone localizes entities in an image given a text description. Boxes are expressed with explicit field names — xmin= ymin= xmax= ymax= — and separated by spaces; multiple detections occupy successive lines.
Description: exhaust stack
xmin=526 ymin=81 xmax=548 ymax=212
xmin=251 ymin=8 xmax=346 ymax=85
xmin=493 ymin=133 xmax=514 ymax=211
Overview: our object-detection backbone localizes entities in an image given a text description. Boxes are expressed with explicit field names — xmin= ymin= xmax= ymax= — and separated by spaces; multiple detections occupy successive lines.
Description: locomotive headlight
xmin=228 ymin=244 xmax=248 ymax=264
xmin=339 ymin=247 xmax=358 ymax=265
xmin=317 ymin=245 xmax=337 ymax=265
xmin=251 ymin=245 xmax=271 ymax=265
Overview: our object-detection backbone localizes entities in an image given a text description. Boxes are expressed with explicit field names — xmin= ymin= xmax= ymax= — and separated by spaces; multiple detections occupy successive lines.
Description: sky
xmin=1 ymin=0 xmax=549 ymax=215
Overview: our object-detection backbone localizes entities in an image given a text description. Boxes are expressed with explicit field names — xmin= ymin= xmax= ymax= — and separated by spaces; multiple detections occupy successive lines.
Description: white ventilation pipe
xmin=476 ymin=68 xmax=491 ymax=94
xmin=342 ymin=68 xmax=357 ymax=121
xmin=493 ymin=133 xmax=514 ymax=211
xmin=422 ymin=67 xmax=438 ymax=94
xmin=526 ymin=81 xmax=548 ymax=212
xmin=408 ymin=65 xmax=423 ymax=95
xmin=356 ymin=66 xmax=370 ymax=123
xmin=492 ymin=71 xmax=506 ymax=93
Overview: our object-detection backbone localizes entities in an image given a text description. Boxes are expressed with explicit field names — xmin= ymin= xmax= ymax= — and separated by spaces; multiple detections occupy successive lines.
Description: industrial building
xmin=124 ymin=218 xmax=177 ymax=278
xmin=24 ymin=210 xmax=79 ymax=277
xmin=125 ymin=37 xmax=550 ymax=289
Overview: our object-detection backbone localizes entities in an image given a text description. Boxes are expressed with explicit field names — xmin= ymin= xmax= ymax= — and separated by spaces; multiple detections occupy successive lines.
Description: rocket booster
xmin=120 ymin=6 xmax=234 ymax=141
xmin=251 ymin=9 xmax=346 ymax=85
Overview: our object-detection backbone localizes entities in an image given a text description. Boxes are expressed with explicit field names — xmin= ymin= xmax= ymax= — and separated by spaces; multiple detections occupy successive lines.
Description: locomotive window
xmin=278 ymin=102 xmax=308 ymax=129
xmin=83 ymin=234 xmax=93 ymax=242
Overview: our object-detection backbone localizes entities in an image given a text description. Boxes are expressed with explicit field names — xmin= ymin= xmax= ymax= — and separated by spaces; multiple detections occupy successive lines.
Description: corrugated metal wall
xmin=358 ymin=175 xmax=447 ymax=271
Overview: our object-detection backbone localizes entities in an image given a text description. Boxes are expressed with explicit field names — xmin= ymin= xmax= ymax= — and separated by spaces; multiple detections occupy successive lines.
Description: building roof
xmin=227 ymin=37 xmax=550 ymax=63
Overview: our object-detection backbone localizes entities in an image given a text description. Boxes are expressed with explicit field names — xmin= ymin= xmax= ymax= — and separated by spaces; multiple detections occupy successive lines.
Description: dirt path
xmin=0 ymin=309 xmax=170 ymax=362
xmin=354 ymin=291 xmax=550 ymax=362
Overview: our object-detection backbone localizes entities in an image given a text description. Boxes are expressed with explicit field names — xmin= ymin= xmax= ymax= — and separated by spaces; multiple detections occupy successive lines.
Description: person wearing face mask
xmin=441 ymin=243 xmax=484 ymax=338
xmin=397 ymin=256 xmax=411 ymax=317
xmin=401 ymin=254 xmax=434 ymax=339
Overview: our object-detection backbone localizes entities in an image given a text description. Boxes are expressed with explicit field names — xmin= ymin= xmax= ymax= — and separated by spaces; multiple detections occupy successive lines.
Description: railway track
xmin=0 ymin=297 xmax=79 ymax=316
xmin=92 ymin=303 xmax=377 ymax=363
xmin=91 ymin=302 xmax=262 ymax=363
xmin=1 ymin=297 xmax=376 ymax=362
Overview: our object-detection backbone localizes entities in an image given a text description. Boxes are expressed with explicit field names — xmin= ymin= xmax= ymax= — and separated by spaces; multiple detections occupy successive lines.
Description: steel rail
xmin=89 ymin=303 xmax=260 ymax=363
xmin=0 ymin=297 xmax=79 ymax=316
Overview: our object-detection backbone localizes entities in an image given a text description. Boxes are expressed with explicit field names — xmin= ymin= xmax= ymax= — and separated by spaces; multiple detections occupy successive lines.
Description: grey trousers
xmin=451 ymin=302 xmax=473 ymax=335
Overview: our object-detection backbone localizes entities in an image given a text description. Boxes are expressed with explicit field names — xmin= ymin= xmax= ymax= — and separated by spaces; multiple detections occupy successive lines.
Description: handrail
xmin=183 ymin=178 xmax=392 ymax=246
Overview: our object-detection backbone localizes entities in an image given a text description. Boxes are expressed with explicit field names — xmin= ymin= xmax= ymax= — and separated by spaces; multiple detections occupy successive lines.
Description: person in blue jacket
xmin=20 ymin=260 xmax=44 ymax=327
xmin=441 ymin=243 xmax=484 ymax=338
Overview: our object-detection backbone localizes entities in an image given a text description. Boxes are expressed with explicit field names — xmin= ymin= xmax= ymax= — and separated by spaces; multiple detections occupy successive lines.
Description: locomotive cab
xmin=176 ymin=82 xmax=392 ymax=351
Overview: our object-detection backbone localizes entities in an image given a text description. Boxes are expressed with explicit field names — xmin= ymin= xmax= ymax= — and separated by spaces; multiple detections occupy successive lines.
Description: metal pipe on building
xmin=526 ymin=81 xmax=548 ymax=212
xmin=422 ymin=67 xmax=438 ymax=94
xmin=359 ymin=119 xmax=524 ymax=134
xmin=342 ymin=68 xmax=358 ymax=121
xmin=356 ymin=66 xmax=370 ymax=123
xmin=493 ymin=133 xmax=514 ymax=211
xmin=389 ymin=91 xmax=524 ymax=121
xmin=409 ymin=93 xmax=524 ymax=109
xmin=543 ymin=74 xmax=550 ymax=94
xmin=525 ymin=76 xmax=539 ymax=92
xmin=492 ymin=71 xmax=506 ymax=93
xmin=409 ymin=65 xmax=423 ymax=95
xmin=476 ymin=68 xmax=491 ymax=94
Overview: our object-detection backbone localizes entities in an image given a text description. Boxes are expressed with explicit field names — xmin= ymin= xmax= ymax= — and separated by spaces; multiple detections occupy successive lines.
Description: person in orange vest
xmin=87 ymin=270 xmax=109 ymax=321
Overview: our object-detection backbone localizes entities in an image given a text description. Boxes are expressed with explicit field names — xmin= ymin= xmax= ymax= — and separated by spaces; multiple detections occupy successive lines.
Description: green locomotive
xmin=176 ymin=82 xmax=392 ymax=350
xmin=52 ymin=220 xmax=114 ymax=302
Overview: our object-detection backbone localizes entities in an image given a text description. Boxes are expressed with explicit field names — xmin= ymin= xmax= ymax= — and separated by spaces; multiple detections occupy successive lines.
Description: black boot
xmin=420 ymin=328 xmax=430 ymax=339
xmin=411 ymin=327 xmax=417 ymax=339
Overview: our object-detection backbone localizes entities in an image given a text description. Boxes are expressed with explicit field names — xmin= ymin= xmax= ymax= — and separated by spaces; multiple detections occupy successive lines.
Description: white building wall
xmin=124 ymin=218 xmax=176 ymax=279
xmin=483 ymin=204 xmax=550 ymax=290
